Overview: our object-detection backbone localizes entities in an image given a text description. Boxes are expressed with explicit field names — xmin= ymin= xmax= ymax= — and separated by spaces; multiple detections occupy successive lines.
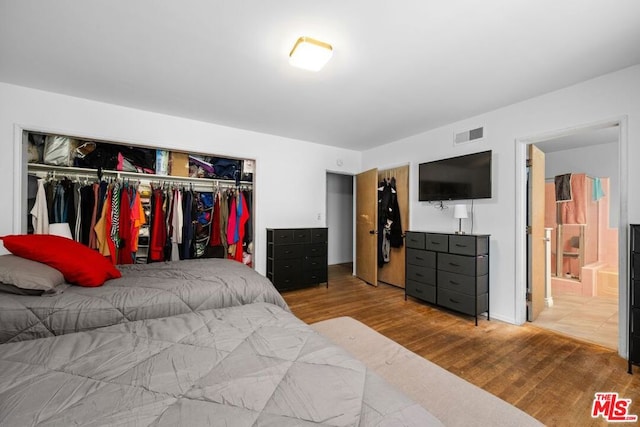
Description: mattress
xmin=0 ymin=302 xmax=442 ymax=426
xmin=0 ymin=258 xmax=288 ymax=344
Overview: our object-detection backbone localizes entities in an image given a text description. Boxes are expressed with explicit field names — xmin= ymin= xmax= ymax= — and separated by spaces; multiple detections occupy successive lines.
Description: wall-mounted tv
xmin=418 ymin=150 xmax=492 ymax=201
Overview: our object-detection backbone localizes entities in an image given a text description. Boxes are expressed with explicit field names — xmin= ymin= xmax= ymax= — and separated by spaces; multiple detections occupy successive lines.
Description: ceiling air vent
xmin=454 ymin=126 xmax=484 ymax=145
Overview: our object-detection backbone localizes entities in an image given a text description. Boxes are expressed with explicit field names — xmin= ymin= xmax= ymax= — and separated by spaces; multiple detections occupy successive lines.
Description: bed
xmin=0 ymin=302 xmax=442 ymax=426
xmin=0 ymin=258 xmax=288 ymax=344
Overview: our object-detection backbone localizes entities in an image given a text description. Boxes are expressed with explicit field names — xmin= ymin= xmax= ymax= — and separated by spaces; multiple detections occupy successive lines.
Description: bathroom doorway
xmin=529 ymin=125 xmax=620 ymax=349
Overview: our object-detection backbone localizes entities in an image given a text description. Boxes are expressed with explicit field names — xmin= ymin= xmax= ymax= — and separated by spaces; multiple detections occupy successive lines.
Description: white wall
xmin=362 ymin=65 xmax=640 ymax=326
xmin=326 ymin=172 xmax=354 ymax=265
xmin=0 ymin=82 xmax=362 ymax=276
xmin=545 ymin=142 xmax=619 ymax=227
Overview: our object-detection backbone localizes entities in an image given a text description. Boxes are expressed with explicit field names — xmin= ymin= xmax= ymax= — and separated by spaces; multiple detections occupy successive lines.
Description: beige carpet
xmin=311 ymin=317 xmax=543 ymax=427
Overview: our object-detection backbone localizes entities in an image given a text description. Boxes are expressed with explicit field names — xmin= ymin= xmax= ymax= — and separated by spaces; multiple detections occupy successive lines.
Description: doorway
xmin=517 ymin=119 xmax=628 ymax=355
xmin=326 ymin=172 xmax=354 ymax=268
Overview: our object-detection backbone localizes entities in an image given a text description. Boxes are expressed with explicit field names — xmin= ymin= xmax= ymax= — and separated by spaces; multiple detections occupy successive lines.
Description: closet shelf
xmin=27 ymin=163 xmax=252 ymax=190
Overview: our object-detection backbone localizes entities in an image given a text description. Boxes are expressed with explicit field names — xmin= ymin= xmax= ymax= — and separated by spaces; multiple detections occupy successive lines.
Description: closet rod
xmin=27 ymin=163 xmax=252 ymax=191
xmin=544 ymin=174 xmax=598 ymax=182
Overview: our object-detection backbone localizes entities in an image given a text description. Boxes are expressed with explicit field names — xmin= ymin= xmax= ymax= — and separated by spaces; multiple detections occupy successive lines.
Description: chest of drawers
xmin=405 ymin=231 xmax=490 ymax=325
xmin=266 ymin=228 xmax=328 ymax=291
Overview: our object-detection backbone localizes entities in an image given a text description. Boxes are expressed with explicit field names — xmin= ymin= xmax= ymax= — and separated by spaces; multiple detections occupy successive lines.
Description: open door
xmin=527 ymin=144 xmax=546 ymax=321
xmin=377 ymin=165 xmax=409 ymax=288
xmin=356 ymin=168 xmax=378 ymax=286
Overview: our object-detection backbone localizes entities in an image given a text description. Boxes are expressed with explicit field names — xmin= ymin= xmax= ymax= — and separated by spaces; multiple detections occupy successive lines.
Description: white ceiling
xmin=1 ymin=1 xmax=639 ymax=151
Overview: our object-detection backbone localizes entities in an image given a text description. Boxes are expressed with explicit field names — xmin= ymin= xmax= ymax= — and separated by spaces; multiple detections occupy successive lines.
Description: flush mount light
xmin=289 ymin=36 xmax=333 ymax=71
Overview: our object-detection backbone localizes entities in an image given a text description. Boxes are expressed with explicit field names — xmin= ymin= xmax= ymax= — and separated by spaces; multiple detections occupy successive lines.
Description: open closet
xmin=23 ymin=131 xmax=255 ymax=267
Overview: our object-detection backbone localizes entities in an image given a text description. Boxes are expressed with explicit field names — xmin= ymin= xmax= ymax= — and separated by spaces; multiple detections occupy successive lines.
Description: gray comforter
xmin=0 ymin=259 xmax=288 ymax=344
xmin=0 ymin=302 xmax=441 ymax=426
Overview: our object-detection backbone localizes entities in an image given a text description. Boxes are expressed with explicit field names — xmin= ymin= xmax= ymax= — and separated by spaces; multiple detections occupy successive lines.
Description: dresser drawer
xmin=425 ymin=233 xmax=449 ymax=252
xmin=406 ymin=280 xmax=436 ymax=304
xmin=438 ymin=288 xmax=488 ymax=316
xmin=304 ymin=268 xmax=327 ymax=285
xmin=633 ymin=280 xmax=640 ymax=307
xmin=406 ymin=249 xmax=436 ymax=268
xmin=438 ymin=253 xmax=488 ymax=276
xmin=406 ymin=265 xmax=436 ymax=285
xmin=449 ymin=235 xmax=488 ymax=256
xmin=273 ymin=244 xmax=304 ymax=259
xmin=633 ymin=253 xmax=640 ymax=279
xmin=438 ymin=271 xmax=488 ymax=296
xmin=271 ymin=260 xmax=302 ymax=278
xmin=632 ymin=226 xmax=640 ymax=252
xmin=406 ymin=232 xmax=425 ymax=249
xmin=633 ymin=308 xmax=640 ymax=334
xmin=305 ymin=243 xmax=326 ymax=257
xmin=304 ymin=255 xmax=327 ymax=270
xmin=269 ymin=229 xmax=294 ymax=244
xmin=631 ymin=335 xmax=640 ymax=364
xmin=311 ymin=228 xmax=328 ymax=243
xmin=292 ymin=229 xmax=312 ymax=243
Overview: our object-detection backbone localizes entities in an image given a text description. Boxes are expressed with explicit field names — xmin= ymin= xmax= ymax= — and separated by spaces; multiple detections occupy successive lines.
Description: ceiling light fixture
xmin=289 ymin=36 xmax=333 ymax=72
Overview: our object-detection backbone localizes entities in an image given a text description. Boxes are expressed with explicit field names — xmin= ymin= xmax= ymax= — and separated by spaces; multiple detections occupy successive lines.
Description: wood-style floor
xmin=281 ymin=264 xmax=640 ymax=427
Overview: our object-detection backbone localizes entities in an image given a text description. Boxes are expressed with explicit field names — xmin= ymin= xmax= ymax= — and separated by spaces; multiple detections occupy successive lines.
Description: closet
xmin=23 ymin=131 xmax=255 ymax=267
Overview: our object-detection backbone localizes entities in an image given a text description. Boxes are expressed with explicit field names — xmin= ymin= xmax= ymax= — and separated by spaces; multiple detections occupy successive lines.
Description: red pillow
xmin=0 ymin=234 xmax=121 ymax=287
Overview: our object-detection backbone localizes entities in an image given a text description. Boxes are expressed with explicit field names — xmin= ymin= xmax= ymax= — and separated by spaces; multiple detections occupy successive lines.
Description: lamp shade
xmin=289 ymin=36 xmax=333 ymax=71
xmin=49 ymin=223 xmax=73 ymax=239
xmin=453 ymin=204 xmax=468 ymax=219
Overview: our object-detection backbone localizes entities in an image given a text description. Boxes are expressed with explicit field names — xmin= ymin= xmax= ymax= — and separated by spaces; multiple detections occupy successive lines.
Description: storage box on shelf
xmin=405 ymin=231 xmax=490 ymax=325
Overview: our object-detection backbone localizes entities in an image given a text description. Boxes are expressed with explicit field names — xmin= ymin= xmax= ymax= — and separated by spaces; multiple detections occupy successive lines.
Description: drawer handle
xmin=449 ymin=280 xmax=460 ymax=286
xmin=415 ymin=257 xmax=424 ymax=261
xmin=430 ymin=241 xmax=441 ymax=245
xmin=415 ymin=288 xmax=423 ymax=294
xmin=415 ymin=273 xmax=423 ymax=277
xmin=455 ymin=244 xmax=467 ymax=248
xmin=449 ymin=263 xmax=460 ymax=267
xmin=284 ymin=250 xmax=293 ymax=255
xmin=449 ymin=298 xmax=460 ymax=304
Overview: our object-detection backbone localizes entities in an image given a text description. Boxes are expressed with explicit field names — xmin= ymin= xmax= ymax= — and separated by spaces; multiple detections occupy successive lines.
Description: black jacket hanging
xmin=388 ymin=177 xmax=403 ymax=248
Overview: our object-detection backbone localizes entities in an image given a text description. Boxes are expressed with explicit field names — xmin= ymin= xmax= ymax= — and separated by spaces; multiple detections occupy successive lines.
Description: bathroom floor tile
xmin=533 ymin=294 xmax=618 ymax=350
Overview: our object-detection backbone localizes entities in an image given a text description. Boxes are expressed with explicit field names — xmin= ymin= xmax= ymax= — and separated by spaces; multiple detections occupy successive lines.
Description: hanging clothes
xmin=149 ymin=188 xmax=167 ymax=262
xmin=170 ymin=189 xmax=183 ymax=261
xmin=130 ymin=187 xmax=146 ymax=256
xmin=89 ymin=183 xmax=100 ymax=249
xmin=388 ymin=177 xmax=403 ymax=248
xmin=95 ymin=189 xmax=112 ymax=258
xmin=118 ymin=186 xmax=133 ymax=265
xmin=226 ymin=192 xmax=250 ymax=263
xmin=219 ymin=190 xmax=229 ymax=255
xmin=210 ymin=191 xmax=222 ymax=246
xmin=377 ymin=177 xmax=403 ymax=267
xmin=79 ymin=184 xmax=94 ymax=245
xmin=30 ymin=178 xmax=50 ymax=234
xmin=377 ymin=179 xmax=392 ymax=267
xmin=181 ymin=189 xmax=195 ymax=260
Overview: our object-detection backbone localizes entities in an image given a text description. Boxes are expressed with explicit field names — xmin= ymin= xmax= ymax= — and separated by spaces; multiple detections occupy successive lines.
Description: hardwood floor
xmin=282 ymin=264 xmax=640 ymax=427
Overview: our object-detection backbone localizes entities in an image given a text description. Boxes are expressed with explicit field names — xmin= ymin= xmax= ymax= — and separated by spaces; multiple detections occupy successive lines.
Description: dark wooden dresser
xmin=266 ymin=228 xmax=328 ymax=291
xmin=405 ymin=231 xmax=490 ymax=325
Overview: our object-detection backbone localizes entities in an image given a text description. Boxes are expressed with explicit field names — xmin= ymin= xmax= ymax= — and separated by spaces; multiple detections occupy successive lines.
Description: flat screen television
xmin=418 ymin=150 xmax=492 ymax=201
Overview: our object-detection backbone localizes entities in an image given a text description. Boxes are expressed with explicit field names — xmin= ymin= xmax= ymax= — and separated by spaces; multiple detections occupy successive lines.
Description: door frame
xmin=514 ymin=116 xmax=629 ymax=357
